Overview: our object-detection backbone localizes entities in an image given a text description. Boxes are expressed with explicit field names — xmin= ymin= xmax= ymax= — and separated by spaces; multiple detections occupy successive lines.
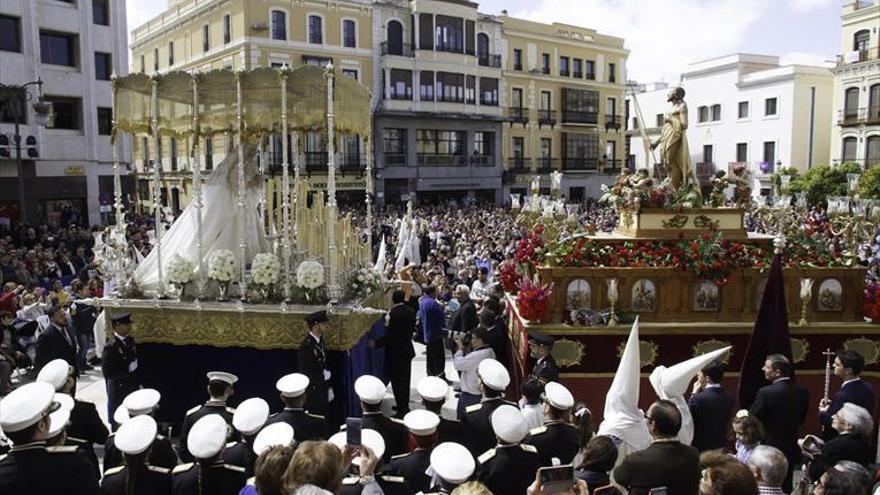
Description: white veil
xmin=134 ymin=145 xmax=270 ymax=294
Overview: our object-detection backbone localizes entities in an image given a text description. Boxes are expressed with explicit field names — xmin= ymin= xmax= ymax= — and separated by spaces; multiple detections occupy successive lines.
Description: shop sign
xmin=64 ymin=166 xmax=86 ymax=176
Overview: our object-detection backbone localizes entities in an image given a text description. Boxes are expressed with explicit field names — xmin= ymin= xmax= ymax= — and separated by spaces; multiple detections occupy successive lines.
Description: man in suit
xmin=178 ymin=372 xmax=237 ymax=461
xmin=419 ymin=285 xmax=448 ymax=382
xmin=101 ymin=313 xmax=141 ymax=423
xmin=613 ymin=399 xmax=701 ymax=495
xmin=449 ymin=284 xmax=477 ymax=335
xmin=370 ymin=289 xmax=416 ymax=417
xmin=806 ymin=402 xmax=874 ymax=481
xmin=265 ymin=373 xmax=329 ymax=442
xmin=527 ymin=333 xmax=559 ymax=385
xmin=687 ymin=359 xmax=735 ymax=452
xmin=749 ymin=353 xmax=809 ymax=493
xmin=34 ymin=304 xmax=78 ymax=374
xmin=298 ymin=310 xmax=330 ymax=418
xmin=819 ymin=349 xmax=876 ymax=440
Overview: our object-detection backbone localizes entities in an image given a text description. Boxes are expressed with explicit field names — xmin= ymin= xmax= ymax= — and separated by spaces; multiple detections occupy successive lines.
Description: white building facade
xmin=0 ymin=0 xmax=131 ymax=227
xmin=830 ymin=0 xmax=880 ymax=168
xmin=627 ymin=54 xmax=833 ymax=198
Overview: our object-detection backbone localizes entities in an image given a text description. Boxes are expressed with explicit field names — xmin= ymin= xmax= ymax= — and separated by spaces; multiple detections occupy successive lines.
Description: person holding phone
xmin=329 ymin=428 xmax=411 ymax=495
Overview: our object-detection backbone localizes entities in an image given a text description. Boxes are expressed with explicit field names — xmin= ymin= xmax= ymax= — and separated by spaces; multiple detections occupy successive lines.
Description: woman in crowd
xmin=574 ymin=435 xmax=619 ymax=494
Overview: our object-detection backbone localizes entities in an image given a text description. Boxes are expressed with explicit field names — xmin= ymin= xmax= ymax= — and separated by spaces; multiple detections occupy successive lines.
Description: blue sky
xmin=127 ymin=0 xmax=842 ymax=82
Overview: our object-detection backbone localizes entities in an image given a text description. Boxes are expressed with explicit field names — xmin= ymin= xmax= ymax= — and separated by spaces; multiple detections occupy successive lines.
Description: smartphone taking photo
xmin=345 ymin=417 xmax=362 ymax=448
xmin=538 ymin=465 xmax=574 ymax=494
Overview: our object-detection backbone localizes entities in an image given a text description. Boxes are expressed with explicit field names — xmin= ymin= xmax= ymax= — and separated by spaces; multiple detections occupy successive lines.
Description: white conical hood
xmin=597 ymin=317 xmax=651 ymax=453
xmin=373 ymin=236 xmax=387 ymax=272
xmin=649 ymin=346 xmax=731 ymax=445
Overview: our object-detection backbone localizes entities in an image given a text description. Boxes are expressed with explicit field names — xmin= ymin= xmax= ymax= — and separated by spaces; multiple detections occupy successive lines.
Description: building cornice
xmin=501 ymin=28 xmax=628 ymax=56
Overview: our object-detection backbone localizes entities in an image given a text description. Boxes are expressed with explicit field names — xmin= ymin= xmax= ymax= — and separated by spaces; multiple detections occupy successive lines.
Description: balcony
xmin=602 ymin=159 xmax=621 ymax=174
xmin=538 ymin=109 xmax=557 ymax=127
xmin=696 ymin=162 xmax=715 ymax=182
xmin=585 ymin=73 xmax=595 ymax=80
xmin=305 ymin=152 xmax=328 ymax=171
xmin=477 ymin=53 xmax=502 ymax=68
xmin=384 ymin=153 xmax=406 ymax=166
xmin=417 ymin=154 xmax=465 ymax=166
xmin=838 ymin=108 xmax=865 ymax=126
xmin=381 ymin=42 xmax=414 ymax=57
xmin=470 ymin=154 xmax=495 ymax=167
xmin=509 ymin=107 xmax=528 ymax=124
xmin=535 ymin=157 xmax=559 ymax=172
xmin=562 ymin=157 xmax=598 ymax=171
xmin=388 ymin=88 xmax=412 ymax=101
xmin=437 ymin=94 xmax=465 ymax=104
xmin=831 ymin=158 xmax=880 ymax=169
xmin=561 ymin=110 xmax=598 ymax=125
xmin=507 ymin=157 xmax=531 ymax=172
xmin=837 ymin=46 xmax=880 ymax=66
xmin=573 ymin=71 xmax=582 ymax=78
xmin=605 ymin=115 xmax=621 ymax=131
xmin=339 ymin=157 xmax=365 ymax=171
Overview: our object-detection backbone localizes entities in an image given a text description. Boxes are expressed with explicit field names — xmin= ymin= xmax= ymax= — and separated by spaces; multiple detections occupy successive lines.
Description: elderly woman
xmin=807 ymin=402 xmax=873 ymax=481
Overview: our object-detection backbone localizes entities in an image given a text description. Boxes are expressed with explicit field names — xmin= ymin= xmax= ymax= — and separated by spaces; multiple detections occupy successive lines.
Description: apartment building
xmin=0 ymin=0 xmax=130 ymax=226
xmin=500 ymin=15 xmax=629 ymax=203
xmin=627 ymin=54 xmax=833 ymax=199
xmin=830 ymin=0 xmax=880 ymax=168
xmin=128 ymin=0 xmax=374 ymax=211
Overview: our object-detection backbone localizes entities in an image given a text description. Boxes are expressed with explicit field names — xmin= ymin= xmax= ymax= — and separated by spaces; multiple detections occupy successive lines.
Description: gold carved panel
xmin=551 ymin=338 xmax=585 ymax=368
xmin=844 ymin=337 xmax=880 ymax=365
xmin=692 ymin=339 xmax=732 ymax=364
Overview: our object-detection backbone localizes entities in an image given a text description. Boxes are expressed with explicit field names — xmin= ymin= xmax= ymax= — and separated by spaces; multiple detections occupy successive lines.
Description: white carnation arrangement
xmin=166 ymin=254 xmax=194 ymax=285
xmin=207 ymin=249 xmax=239 ymax=282
xmin=296 ymin=260 xmax=325 ymax=290
xmin=251 ymin=253 xmax=281 ymax=286
xmin=346 ymin=267 xmax=382 ymax=300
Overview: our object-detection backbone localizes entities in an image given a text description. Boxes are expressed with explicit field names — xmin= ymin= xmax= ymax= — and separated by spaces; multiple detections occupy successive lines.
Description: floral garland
xmin=516 ymin=279 xmax=552 ymax=322
xmin=499 ymin=260 xmax=521 ymax=293
xmin=514 ymin=224 xmax=546 ymax=271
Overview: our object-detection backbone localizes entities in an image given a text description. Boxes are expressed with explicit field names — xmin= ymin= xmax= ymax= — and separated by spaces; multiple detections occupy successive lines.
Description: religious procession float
xmin=94 ymin=65 xmax=387 ymax=422
xmin=502 ymin=87 xmax=880 ymax=434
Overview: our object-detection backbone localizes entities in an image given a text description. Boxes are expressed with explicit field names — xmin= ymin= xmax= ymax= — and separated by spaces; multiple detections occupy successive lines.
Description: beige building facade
xmin=830 ymin=0 xmax=880 ymax=168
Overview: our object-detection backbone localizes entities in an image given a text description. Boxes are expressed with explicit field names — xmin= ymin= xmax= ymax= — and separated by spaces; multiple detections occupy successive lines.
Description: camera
xmin=445 ymin=329 xmax=471 ymax=347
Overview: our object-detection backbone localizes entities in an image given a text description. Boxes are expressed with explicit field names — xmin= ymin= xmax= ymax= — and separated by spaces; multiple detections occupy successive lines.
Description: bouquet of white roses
xmin=166 ymin=254 xmax=195 ymax=285
xmin=208 ymin=249 xmax=238 ymax=282
xmin=296 ymin=260 xmax=325 ymax=290
xmin=251 ymin=253 xmax=281 ymax=286
xmin=347 ymin=267 xmax=382 ymax=299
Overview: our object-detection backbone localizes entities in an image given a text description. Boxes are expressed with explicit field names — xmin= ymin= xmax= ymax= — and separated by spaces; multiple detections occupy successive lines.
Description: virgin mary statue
xmin=134 ymin=144 xmax=270 ymax=294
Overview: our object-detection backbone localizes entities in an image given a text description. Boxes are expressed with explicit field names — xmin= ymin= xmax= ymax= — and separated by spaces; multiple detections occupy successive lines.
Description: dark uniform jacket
xmin=807 ymin=432 xmax=872 ymax=480
xmin=265 ymin=407 xmax=329 ymax=442
xmin=343 ymin=411 xmax=408 ymax=462
xmin=462 ymin=397 xmax=518 ymax=456
xmin=178 ymin=401 xmax=235 ymax=461
xmin=378 ymin=303 xmax=416 ymax=361
xmin=437 ymin=416 xmax=462 ymax=444
xmin=105 ymin=432 xmax=179 ymax=471
xmin=528 ymin=354 xmax=559 ymax=384
xmin=612 ymin=440 xmax=701 ymax=495
xmin=222 ymin=440 xmax=256 ymax=478
xmin=528 ymin=420 xmax=580 ymax=466
xmin=339 ymin=474 xmax=410 ymax=495
xmin=384 ymin=449 xmax=431 ymax=493
xmin=102 ymin=335 xmax=140 ymax=417
xmin=0 ymin=442 xmax=100 ymax=495
xmin=35 ymin=324 xmax=78 ymax=373
xmin=67 ymin=399 xmax=110 ymax=476
xmin=819 ymin=379 xmax=876 ymax=440
xmin=99 ymin=464 xmax=171 ymax=495
xmin=298 ymin=333 xmax=329 ymax=418
xmin=749 ymin=378 xmax=809 ymax=463
xmin=170 ymin=462 xmax=247 ymax=495
xmin=477 ymin=443 xmax=541 ymax=495
xmin=449 ymin=298 xmax=477 ymax=334
xmin=687 ymin=385 xmax=735 ymax=452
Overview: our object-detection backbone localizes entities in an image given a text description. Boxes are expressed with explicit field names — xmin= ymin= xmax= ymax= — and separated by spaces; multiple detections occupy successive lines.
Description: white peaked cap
xmin=491 ymin=405 xmax=528 ymax=444
xmin=115 ymin=415 xmax=157 ymax=455
xmin=207 ymin=371 xmax=238 ymax=386
xmin=0 ymin=382 xmax=58 ymax=432
xmin=649 ymin=345 xmax=731 ymax=446
xmin=252 ymin=422 xmax=294 ymax=455
xmin=232 ymin=398 xmax=270 ymax=436
xmin=544 ymin=382 xmax=574 ymax=410
xmin=417 ymin=376 xmax=449 ymax=402
xmin=430 ymin=442 xmax=475 ymax=484
xmin=354 ymin=375 xmax=386 ymax=405
xmin=114 ymin=404 xmax=131 ymax=425
xmin=649 ymin=346 xmax=732 ymax=400
xmin=122 ymin=388 xmax=161 ymax=416
xmin=328 ymin=429 xmax=386 ymax=465
xmin=477 ymin=359 xmax=510 ymax=391
xmin=54 ymin=393 xmax=74 ymax=412
xmin=46 ymin=407 xmax=70 ymax=439
xmin=187 ymin=414 xmax=229 ymax=459
xmin=36 ymin=359 xmax=72 ymax=391
xmin=404 ymin=410 xmax=440 ymax=436
xmin=597 ymin=317 xmax=651 ymax=451
xmin=276 ymin=373 xmax=309 ymax=398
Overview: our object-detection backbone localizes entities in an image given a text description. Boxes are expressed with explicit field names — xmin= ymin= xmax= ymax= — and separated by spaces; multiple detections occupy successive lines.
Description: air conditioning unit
xmin=252 ymin=22 xmax=268 ymax=31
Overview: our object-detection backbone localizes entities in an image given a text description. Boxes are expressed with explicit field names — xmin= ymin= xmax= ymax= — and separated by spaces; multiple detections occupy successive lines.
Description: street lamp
xmin=0 ymin=79 xmax=53 ymax=224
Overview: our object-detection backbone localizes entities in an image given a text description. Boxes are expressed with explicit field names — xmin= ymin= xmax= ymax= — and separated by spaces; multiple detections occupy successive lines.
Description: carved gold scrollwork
xmin=552 ymin=338 xmax=585 ymax=368
xmin=661 ymin=214 xmax=688 ymax=229
xmin=617 ymin=339 xmax=659 ymax=368
xmin=789 ymin=337 xmax=810 ymax=364
xmin=693 ymin=215 xmax=720 ymax=230
xmin=844 ymin=337 xmax=880 ymax=365
xmin=692 ymin=339 xmax=732 ymax=363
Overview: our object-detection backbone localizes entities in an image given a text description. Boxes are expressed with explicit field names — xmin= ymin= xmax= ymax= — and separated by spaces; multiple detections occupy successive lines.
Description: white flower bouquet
xmin=251 ymin=253 xmax=281 ymax=286
xmin=166 ymin=254 xmax=195 ymax=285
xmin=208 ymin=249 xmax=238 ymax=283
xmin=346 ymin=267 xmax=382 ymax=300
xmin=296 ymin=260 xmax=325 ymax=290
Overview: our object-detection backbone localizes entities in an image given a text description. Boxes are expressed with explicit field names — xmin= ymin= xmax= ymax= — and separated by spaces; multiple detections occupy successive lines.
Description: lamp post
xmin=0 ymin=79 xmax=52 ymax=225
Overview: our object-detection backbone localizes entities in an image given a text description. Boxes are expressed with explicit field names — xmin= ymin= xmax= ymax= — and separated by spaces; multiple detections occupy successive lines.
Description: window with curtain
xmin=479 ymin=78 xmax=498 ymax=106
xmin=309 ymin=15 xmax=323 ymax=44
xmin=436 ymin=72 xmax=464 ymax=103
xmin=420 ymin=71 xmax=434 ymax=101
xmin=435 ymin=15 xmax=463 ymax=53
xmin=466 ymin=75 xmax=476 ymax=104
xmin=343 ymin=20 xmax=356 ymax=47
xmin=271 ymin=11 xmax=287 ymax=40
xmin=389 ymin=69 xmax=412 ymax=100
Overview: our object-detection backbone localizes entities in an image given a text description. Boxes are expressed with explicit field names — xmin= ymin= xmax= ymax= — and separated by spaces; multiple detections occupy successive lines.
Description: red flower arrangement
xmin=864 ymin=283 xmax=880 ymax=323
xmin=516 ymin=279 xmax=553 ymax=322
xmin=515 ymin=224 xmax=546 ymax=271
xmin=499 ymin=260 xmax=521 ymax=293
